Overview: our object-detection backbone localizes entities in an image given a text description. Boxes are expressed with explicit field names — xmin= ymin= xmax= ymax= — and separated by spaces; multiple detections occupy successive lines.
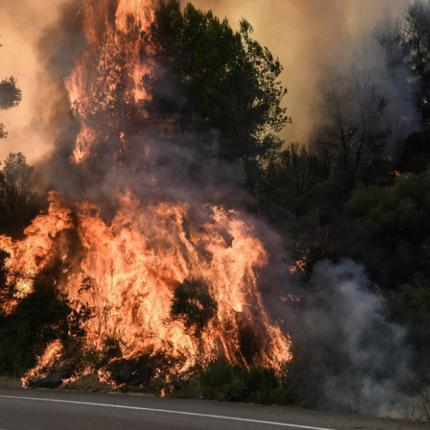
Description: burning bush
xmin=0 ymin=269 xmax=70 ymax=378
xmin=171 ymin=279 xmax=217 ymax=332
xmin=0 ymin=0 xmax=293 ymax=391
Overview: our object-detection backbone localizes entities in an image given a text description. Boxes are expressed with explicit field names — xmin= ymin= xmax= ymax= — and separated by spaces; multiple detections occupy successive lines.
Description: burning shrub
xmin=106 ymin=353 xmax=172 ymax=388
xmin=171 ymin=279 xmax=217 ymax=332
xmin=0 ymin=0 xmax=292 ymax=389
xmin=238 ymin=321 xmax=262 ymax=365
xmin=0 ymin=270 xmax=70 ymax=377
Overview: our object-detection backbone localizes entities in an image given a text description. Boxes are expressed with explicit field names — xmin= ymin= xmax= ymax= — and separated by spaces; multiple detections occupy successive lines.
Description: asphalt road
xmin=0 ymin=388 xmax=426 ymax=430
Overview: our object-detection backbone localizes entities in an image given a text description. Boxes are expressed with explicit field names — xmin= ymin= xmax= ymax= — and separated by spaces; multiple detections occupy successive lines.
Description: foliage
xmin=0 ymin=273 xmax=70 ymax=376
xmin=343 ymin=169 xmax=430 ymax=287
xmin=0 ymin=153 xmax=45 ymax=235
xmin=313 ymin=72 xmax=390 ymax=188
xmin=171 ymin=279 xmax=217 ymax=332
xmin=173 ymin=360 xmax=284 ymax=404
xmin=149 ymin=0 xmax=288 ymax=179
xmin=0 ymin=75 xmax=22 ymax=138
xmin=0 ymin=77 xmax=22 ymax=110
xmin=387 ymin=279 xmax=430 ymax=373
xmin=172 ymin=359 xmax=321 ymax=407
xmin=402 ymin=0 xmax=430 ymax=123
xmin=256 ymin=143 xmax=330 ymax=235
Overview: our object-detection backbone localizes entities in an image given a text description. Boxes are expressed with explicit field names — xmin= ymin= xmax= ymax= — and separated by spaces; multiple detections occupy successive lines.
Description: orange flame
xmin=0 ymin=0 xmax=292 ymax=386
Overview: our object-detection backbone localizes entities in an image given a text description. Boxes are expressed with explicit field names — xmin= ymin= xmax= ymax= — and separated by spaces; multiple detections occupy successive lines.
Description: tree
xmin=148 ymin=0 xmax=288 ymax=173
xmin=344 ymin=168 xmax=430 ymax=288
xmin=0 ymin=40 xmax=22 ymax=138
xmin=313 ymin=71 xmax=390 ymax=188
xmin=402 ymin=0 xmax=430 ymax=125
xmin=0 ymin=153 xmax=43 ymax=234
xmin=171 ymin=278 xmax=217 ymax=332
xmin=256 ymin=143 xmax=329 ymax=236
xmin=376 ymin=2 xmax=430 ymax=173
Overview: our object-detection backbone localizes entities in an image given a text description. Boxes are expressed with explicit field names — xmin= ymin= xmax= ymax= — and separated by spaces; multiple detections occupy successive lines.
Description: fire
xmin=21 ymin=340 xmax=64 ymax=388
xmin=289 ymin=259 xmax=307 ymax=274
xmin=0 ymin=192 xmax=73 ymax=315
xmin=0 ymin=0 xmax=291 ymax=386
xmin=66 ymin=0 xmax=156 ymax=164
xmin=115 ymin=0 xmax=156 ymax=32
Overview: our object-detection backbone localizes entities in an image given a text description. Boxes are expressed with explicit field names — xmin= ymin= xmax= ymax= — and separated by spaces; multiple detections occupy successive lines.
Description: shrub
xmin=171 ymin=279 xmax=217 ymax=332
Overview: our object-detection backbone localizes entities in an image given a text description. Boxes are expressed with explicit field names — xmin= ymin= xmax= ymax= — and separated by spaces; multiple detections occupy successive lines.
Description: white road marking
xmin=0 ymin=394 xmax=336 ymax=430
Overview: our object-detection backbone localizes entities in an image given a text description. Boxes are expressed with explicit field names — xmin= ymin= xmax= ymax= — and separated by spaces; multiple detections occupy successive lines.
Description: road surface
xmin=0 ymin=388 xmax=425 ymax=430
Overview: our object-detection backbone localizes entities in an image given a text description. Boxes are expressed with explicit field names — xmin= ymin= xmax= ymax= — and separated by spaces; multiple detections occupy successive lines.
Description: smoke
xmin=0 ymin=0 xmax=68 ymax=162
xmin=0 ymin=0 xmax=418 ymax=162
xmin=191 ymin=0 xmax=415 ymax=145
xmin=299 ymin=260 xmax=414 ymax=417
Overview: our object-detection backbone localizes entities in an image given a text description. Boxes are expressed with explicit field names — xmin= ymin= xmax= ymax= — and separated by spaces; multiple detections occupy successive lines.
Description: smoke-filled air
xmin=0 ymin=0 xmax=429 ymax=424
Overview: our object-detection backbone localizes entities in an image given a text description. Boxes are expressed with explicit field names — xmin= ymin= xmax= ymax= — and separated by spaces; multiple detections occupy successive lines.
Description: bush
xmin=0 ymin=277 xmax=69 ymax=377
xmin=171 ymin=279 xmax=217 ymax=332
xmin=173 ymin=360 xmax=291 ymax=405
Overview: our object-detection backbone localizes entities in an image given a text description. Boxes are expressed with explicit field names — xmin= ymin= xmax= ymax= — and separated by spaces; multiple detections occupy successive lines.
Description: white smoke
xmin=304 ymin=260 xmax=424 ymax=418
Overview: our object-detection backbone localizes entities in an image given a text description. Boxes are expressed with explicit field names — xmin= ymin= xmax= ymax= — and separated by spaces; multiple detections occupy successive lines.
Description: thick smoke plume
xmin=302 ymin=260 xmax=414 ymax=418
xmin=0 ymin=0 xmax=67 ymax=162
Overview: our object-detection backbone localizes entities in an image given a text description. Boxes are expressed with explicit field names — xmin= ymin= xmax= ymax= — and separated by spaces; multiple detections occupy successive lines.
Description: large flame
xmin=0 ymin=0 xmax=291 ymax=387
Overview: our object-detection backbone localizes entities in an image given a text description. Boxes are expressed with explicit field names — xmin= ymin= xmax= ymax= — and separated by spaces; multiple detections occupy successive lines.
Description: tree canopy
xmin=148 ymin=0 xmax=288 ymax=168
xmin=0 ymin=45 xmax=22 ymax=139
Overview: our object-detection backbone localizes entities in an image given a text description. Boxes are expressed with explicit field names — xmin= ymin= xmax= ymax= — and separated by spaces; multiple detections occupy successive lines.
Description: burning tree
xmin=0 ymin=0 xmax=291 ymax=388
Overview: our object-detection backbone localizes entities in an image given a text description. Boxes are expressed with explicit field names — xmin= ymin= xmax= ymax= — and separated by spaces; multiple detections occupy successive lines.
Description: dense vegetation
xmin=0 ymin=0 xmax=429 ymax=419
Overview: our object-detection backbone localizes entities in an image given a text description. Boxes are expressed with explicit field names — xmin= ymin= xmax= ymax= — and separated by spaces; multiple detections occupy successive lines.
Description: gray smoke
xmin=299 ymin=259 xmax=424 ymax=419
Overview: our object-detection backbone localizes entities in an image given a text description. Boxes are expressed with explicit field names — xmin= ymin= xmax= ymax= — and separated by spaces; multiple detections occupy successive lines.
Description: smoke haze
xmin=0 ymin=0 xmax=414 ymax=162
xmin=0 ymin=0 xmax=67 ymax=162
xmin=192 ymin=0 xmax=412 ymax=144
xmin=306 ymin=260 xmax=413 ymax=417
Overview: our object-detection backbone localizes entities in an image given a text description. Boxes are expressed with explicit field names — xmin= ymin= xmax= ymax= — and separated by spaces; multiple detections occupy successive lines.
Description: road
xmin=0 ymin=388 xmax=425 ymax=430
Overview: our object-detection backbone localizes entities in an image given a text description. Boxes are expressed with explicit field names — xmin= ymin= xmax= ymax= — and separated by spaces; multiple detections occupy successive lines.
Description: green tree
xmin=344 ymin=169 xmax=430 ymax=287
xmin=256 ymin=143 xmax=329 ymax=236
xmin=402 ymin=0 xmax=430 ymax=125
xmin=0 ymin=40 xmax=22 ymax=138
xmin=148 ymin=0 xmax=288 ymax=182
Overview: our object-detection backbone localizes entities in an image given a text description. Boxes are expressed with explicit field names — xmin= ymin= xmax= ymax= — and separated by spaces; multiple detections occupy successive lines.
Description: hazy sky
xmin=193 ymin=0 xmax=409 ymax=142
xmin=0 ymin=0 xmax=66 ymax=162
xmin=0 ymin=0 xmax=409 ymax=163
